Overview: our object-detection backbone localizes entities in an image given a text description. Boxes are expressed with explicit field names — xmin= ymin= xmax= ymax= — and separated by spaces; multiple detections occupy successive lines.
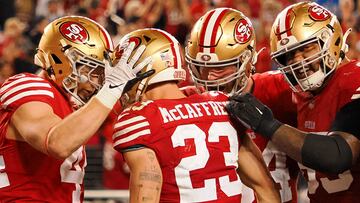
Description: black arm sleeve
xmin=301 ymin=134 xmax=353 ymax=174
xmin=301 ymin=99 xmax=360 ymax=174
xmin=330 ymin=98 xmax=360 ymax=139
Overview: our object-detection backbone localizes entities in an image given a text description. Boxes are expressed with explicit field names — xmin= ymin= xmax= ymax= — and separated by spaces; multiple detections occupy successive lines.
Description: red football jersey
xmin=294 ymin=60 xmax=360 ymax=203
xmin=241 ymin=71 xmax=299 ymax=203
xmin=113 ymin=92 xmax=244 ymax=202
xmin=0 ymin=73 xmax=86 ymax=202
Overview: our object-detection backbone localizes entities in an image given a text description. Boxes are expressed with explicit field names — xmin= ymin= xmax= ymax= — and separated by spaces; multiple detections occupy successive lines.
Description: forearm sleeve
xmin=301 ymin=133 xmax=352 ymax=174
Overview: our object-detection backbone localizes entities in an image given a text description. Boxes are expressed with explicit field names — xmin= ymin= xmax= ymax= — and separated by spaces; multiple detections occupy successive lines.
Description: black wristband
xmin=257 ymin=119 xmax=283 ymax=139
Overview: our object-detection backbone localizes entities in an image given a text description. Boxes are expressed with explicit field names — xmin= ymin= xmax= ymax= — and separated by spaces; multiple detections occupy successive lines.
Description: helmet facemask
xmin=273 ymin=30 xmax=337 ymax=92
xmin=62 ymin=45 xmax=105 ymax=106
xmin=186 ymin=48 xmax=254 ymax=95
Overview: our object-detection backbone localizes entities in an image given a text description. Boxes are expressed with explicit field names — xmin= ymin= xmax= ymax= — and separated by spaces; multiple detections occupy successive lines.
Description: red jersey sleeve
xmin=112 ymin=102 xmax=155 ymax=151
xmin=337 ymin=61 xmax=360 ymax=106
xmin=0 ymin=73 xmax=55 ymax=112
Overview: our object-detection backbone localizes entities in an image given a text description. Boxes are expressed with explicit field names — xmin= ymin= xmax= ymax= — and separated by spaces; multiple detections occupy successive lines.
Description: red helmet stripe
xmin=199 ymin=9 xmax=216 ymax=52
xmin=210 ymin=9 xmax=228 ymax=53
xmin=276 ymin=20 xmax=281 ymax=40
xmin=285 ymin=8 xmax=293 ymax=37
xmin=199 ymin=8 xmax=229 ymax=54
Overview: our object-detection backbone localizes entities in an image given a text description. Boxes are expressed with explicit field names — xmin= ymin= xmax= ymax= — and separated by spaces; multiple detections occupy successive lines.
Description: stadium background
xmin=0 ymin=0 xmax=359 ymax=202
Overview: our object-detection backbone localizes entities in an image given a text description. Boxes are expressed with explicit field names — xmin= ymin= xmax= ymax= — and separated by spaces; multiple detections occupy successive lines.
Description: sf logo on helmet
xmin=60 ymin=22 xmax=89 ymax=43
xmin=235 ymin=19 xmax=252 ymax=44
xmin=309 ymin=5 xmax=331 ymax=21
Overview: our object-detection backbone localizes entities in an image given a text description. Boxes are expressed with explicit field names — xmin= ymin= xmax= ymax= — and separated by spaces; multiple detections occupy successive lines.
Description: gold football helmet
xmin=115 ymin=28 xmax=186 ymax=106
xmin=185 ymin=8 xmax=257 ymax=95
xmin=270 ymin=2 xmax=350 ymax=92
xmin=34 ymin=16 xmax=114 ymax=105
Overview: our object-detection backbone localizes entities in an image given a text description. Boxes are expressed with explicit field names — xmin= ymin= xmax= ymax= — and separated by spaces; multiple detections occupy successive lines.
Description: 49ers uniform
xmin=294 ymin=61 xmax=360 ymax=203
xmin=0 ymin=73 xmax=86 ymax=202
xmin=113 ymin=92 xmax=244 ymax=202
xmin=241 ymin=71 xmax=299 ymax=203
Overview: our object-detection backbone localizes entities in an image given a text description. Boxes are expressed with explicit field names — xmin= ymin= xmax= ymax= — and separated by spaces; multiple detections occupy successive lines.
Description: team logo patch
xmin=235 ymin=19 xmax=252 ymax=44
xmin=60 ymin=22 xmax=89 ymax=43
xmin=115 ymin=37 xmax=142 ymax=59
xmin=280 ymin=38 xmax=289 ymax=46
xmin=160 ymin=50 xmax=175 ymax=68
xmin=200 ymin=54 xmax=211 ymax=61
xmin=308 ymin=5 xmax=331 ymax=21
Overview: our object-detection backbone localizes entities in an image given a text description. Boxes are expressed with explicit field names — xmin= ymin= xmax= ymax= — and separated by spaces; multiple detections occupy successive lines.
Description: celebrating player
xmin=112 ymin=28 xmax=280 ymax=203
xmin=0 ymin=16 xmax=152 ymax=202
xmin=185 ymin=8 xmax=299 ymax=202
xmin=227 ymin=2 xmax=360 ymax=202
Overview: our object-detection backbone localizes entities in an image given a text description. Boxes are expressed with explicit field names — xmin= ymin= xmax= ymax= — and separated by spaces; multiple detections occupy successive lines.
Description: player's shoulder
xmin=252 ymin=70 xmax=287 ymax=85
xmin=113 ymin=101 xmax=154 ymax=151
xmin=199 ymin=91 xmax=229 ymax=101
xmin=0 ymin=73 xmax=55 ymax=109
xmin=116 ymin=101 xmax=155 ymax=124
xmin=333 ymin=60 xmax=360 ymax=87
xmin=336 ymin=60 xmax=360 ymax=77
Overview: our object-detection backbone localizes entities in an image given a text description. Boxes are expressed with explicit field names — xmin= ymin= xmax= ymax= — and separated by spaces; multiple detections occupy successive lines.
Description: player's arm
xmin=10 ymin=99 xmax=110 ymax=159
xmin=237 ymin=133 xmax=281 ymax=203
xmin=10 ymin=43 xmax=153 ymax=159
xmin=227 ymin=93 xmax=360 ymax=174
xmin=123 ymin=148 xmax=162 ymax=203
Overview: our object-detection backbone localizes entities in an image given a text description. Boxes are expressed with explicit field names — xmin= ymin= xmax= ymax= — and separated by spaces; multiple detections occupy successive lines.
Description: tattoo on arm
xmin=133 ymin=150 xmax=162 ymax=202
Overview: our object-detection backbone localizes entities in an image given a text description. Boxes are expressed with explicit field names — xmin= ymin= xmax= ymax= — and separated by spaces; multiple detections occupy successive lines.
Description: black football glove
xmin=226 ymin=93 xmax=283 ymax=139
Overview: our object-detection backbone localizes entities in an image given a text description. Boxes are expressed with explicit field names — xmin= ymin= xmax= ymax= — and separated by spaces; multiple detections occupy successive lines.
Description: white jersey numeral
xmin=171 ymin=122 xmax=241 ymax=202
xmin=299 ymin=164 xmax=353 ymax=194
xmin=0 ymin=155 xmax=10 ymax=188
xmin=241 ymin=141 xmax=292 ymax=203
xmin=60 ymin=147 xmax=86 ymax=203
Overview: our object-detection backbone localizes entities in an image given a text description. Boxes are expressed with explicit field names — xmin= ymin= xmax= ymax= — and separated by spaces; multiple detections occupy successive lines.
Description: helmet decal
xmin=115 ymin=37 xmax=142 ymax=60
xmin=157 ymin=29 xmax=182 ymax=69
xmin=234 ymin=18 xmax=252 ymax=44
xmin=308 ymin=5 xmax=331 ymax=21
xmin=200 ymin=54 xmax=212 ymax=61
xmin=59 ymin=22 xmax=89 ymax=44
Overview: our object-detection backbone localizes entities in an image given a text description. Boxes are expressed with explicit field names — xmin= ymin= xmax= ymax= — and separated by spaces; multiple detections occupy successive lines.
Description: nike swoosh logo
xmin=109 ymin=84 xmax=123 ymax=89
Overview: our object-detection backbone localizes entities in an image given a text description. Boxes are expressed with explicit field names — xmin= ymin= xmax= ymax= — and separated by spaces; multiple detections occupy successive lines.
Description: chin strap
xmin=251 ymin=47 xmax=266 ymax=67
xmin=339 ymin=28 xmax=352 ymax=63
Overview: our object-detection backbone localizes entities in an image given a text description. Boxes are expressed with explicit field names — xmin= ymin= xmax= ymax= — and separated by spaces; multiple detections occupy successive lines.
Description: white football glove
xmin=95 ymin=42 xmax=154 ymax=109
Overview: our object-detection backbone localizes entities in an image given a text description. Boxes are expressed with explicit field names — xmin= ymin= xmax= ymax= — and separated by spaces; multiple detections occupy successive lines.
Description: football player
xmin=0 ymin=16 xmax=152 ymax=202
xmin=112 ymin=28 xmax=280 ymax=203
xmin=227 ymin=2 xmax=360 ymax=202
xmin=185 ymin=8 xmax=299 ymax=203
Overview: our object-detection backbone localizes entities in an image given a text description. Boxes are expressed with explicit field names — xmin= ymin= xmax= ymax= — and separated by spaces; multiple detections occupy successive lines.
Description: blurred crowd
xmin=0 ymin=0 xmax=359 ymax=192
xmin=1 ymin=0 xmax=359 ymax=84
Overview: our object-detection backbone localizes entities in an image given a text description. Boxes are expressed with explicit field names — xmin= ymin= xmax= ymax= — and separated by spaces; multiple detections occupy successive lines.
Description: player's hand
xmin=226 ymin=93 xmax=283 ymax=139
xmin=96 ymin=42 xmax=154 ymax=109
xmin=104 ymin=42 xmax=154 ymax=96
